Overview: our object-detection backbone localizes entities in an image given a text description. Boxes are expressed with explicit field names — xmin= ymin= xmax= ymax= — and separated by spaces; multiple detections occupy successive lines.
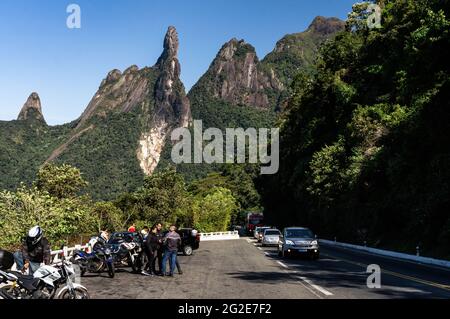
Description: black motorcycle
xmin=108 ymin=232 xmax=144 ymax=273
xmin=71 ymin=246 xmax=115 ymax=278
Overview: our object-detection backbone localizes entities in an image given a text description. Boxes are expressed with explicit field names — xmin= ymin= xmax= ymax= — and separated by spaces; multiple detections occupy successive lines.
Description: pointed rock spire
xmin=156 ymin=26 xmax=180 ymax=72
xmin=17 ymin=92 xmax=46 ymax=123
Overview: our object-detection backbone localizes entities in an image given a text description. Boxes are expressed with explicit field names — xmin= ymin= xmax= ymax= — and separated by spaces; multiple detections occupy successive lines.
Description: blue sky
xmin=0 ymin=0 xmax=356 ymax=125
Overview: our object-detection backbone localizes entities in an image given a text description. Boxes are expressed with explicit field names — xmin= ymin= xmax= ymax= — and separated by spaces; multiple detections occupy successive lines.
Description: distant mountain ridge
xmin=0 ymin=16 xmax=345 ymax=199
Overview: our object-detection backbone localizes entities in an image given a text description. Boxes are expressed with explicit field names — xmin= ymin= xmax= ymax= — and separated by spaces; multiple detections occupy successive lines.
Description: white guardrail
xmin=320 ymin=239 xmax=450 ymax=269
xmin=50 ymin=244 xmax=90 ymax=263
xmin=199 ymin=231 xmax=240 ymax=241
xmin=10 ymin=244 xmax=90 ymax=272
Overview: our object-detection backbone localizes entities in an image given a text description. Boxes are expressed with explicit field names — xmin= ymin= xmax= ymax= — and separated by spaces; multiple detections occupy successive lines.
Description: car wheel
xmin=183 ymin=245 xmax=193 ymax=256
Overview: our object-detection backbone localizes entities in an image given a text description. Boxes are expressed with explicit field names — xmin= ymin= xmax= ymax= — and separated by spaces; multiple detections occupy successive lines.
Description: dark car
xmin=108 ymin=232 xmax=143 ymax=245
xmin=162 ymin=228 xmax=200 ymax=256
xmin=278 ymin=227 xmax=319 ymax=260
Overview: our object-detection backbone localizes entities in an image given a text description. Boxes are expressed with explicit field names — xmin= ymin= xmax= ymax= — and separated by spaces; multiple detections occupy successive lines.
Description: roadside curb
xmin=319 ymin=239 xmax=450 ymax=269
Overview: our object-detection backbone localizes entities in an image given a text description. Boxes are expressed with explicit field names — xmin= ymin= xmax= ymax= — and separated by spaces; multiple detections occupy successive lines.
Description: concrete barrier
xmin=320 ymin=239 xmax=450 ymax=269
xmin=199 ymin=231 xmax=240 ymax=241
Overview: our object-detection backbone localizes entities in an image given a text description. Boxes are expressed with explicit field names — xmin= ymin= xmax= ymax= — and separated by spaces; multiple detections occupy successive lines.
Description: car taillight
xmin=196 ymin=234 xmax=201 ymax=242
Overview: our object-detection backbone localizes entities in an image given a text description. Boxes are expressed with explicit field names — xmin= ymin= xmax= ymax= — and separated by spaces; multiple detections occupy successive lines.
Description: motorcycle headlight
xmin=104 ymin=248 xmax=112 ymax=255
xmin=285 ymin=240 xmax=295 ymax=245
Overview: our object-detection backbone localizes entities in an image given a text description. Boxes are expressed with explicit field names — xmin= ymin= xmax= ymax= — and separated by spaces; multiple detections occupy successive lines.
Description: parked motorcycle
xmin=109 ymin=242 xmax=142 ymax=273
xmin=0 ymin=252 xmax=90 ymax=299
xmin=107 ymin=232 xmax=144 ymax=273
xmin=71 ymin=246 xmax=115 ymax=278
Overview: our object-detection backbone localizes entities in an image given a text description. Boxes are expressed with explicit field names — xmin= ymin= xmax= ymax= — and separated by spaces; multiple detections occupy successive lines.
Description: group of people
xmin=135 ymin=222 xmax=183 ymax=277
xmin=11 ymin=222 xmax=184 ymax=278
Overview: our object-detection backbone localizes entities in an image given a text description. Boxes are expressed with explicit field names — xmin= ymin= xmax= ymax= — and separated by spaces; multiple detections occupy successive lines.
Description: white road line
xmin=277 ymin=261 xmax=289 ymax=269
xmin=296 ymin=276 xmax=334 ymax=296
xmin=295 ymin=277 xmax=324 ymax=299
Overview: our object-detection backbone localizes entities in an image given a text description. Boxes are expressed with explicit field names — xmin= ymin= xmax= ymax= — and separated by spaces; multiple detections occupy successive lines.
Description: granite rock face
xmin=17 ymin=92 xmax=46 ymax=123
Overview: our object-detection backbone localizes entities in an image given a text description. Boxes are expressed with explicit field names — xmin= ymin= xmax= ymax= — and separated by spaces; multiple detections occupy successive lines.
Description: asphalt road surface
xmin=82 ymin=238 xmax=450 ymax=299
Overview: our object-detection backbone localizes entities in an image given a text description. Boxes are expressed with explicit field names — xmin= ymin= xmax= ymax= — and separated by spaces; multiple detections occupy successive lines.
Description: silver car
xmin=256 ymin=227 xmax=271 ymax=242
xmin=278 ymin=227 xmax=319 ymax=259
xmin=261 ymin=229 xmax=281 ymax=247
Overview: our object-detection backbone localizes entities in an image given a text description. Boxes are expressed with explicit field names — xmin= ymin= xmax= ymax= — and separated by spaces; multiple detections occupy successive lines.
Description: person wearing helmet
xmin=13 ymin=226 xmax=51 ymax=274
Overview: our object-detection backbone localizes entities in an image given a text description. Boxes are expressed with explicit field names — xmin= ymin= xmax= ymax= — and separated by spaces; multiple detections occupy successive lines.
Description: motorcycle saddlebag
xmin=0 ymin=250 xmax=15 ymax=270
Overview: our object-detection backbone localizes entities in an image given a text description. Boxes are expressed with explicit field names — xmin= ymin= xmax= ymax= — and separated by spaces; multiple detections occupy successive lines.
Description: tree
xmin=192 ymin=187 xmax=238 ymax=232
xmin=0 ymin=185 xmax=92 ymax=249
xmin=133 ymin=168 xmax=190 ymax=226
xmin=90 ymin=202 xmax=125 ymax=233
xmin=34 ymin=163 xmax=88 ymax=199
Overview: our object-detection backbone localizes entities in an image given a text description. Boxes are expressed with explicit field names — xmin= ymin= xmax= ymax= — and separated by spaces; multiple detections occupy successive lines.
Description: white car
xmin=261 ymin=229 xmax=281 ymax=247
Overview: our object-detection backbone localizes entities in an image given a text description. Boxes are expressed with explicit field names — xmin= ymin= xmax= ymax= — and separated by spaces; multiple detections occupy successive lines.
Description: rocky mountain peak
xmin=156 ymin=26 xmax=180 ymax=70
xmin=307 ymin=16 xmax=346 ymax=35
xmin=193 ymin=38 xmax=281 ymax=109
xmin=17 ymin=92 xmax=46 ymax=123
xmin=218 ymin=38 xmax=257 ymax=61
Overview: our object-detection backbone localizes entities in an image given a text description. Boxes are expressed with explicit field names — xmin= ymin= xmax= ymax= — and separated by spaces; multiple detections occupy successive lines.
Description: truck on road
xmin=245 ymin=212 xmax=264 ymax=235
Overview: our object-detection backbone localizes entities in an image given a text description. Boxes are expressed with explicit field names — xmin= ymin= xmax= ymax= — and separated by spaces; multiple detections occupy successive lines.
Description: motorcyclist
xmin=13 ymin=226 xmax=51 ymax=274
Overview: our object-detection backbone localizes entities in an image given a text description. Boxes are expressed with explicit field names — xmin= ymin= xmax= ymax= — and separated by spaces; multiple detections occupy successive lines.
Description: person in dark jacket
xmin=13 ymin=226 xmax=51 ymax=274
xmin=141 ymin=226 xmax=159 ymax=276
xmin=161 ymin=225 xmax=181 ymax=276
xmin=154 ymin=222 xmax=164 ymax=275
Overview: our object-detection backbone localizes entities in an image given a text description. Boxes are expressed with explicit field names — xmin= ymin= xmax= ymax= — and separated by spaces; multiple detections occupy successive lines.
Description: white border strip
xmin=320 ymin=239 xmax=450 ymax=269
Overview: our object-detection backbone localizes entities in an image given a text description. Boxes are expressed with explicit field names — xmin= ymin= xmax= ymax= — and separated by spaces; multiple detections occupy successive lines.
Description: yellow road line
xmin=322 ymin=253 xmax=450 ymax=292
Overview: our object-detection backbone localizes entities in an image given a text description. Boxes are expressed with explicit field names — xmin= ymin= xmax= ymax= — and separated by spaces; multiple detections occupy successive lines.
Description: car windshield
xmin=265 ymin=230 xmax=280 ymax=236
xmin=285 ymin=229 xmax=314 ymax=238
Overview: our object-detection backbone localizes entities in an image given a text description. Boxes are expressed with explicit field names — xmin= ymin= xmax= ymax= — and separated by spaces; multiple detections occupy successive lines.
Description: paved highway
xmin=82 ymin=238 xmax=450 ymax=299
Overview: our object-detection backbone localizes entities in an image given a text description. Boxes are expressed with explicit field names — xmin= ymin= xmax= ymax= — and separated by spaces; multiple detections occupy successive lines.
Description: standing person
xmin=128 ymin=223 xmax=137 ymax=233
xmin=140 ymin=226 xmax=149 ymax=239
xmin=154 ymin=222 xmax=164 ymax=275
xmin=142 ymin=225 xmax=159 ymax=276
xmin=161 ymin=225 xmax=181 ymax=277
xmin=13 ymin=226 xmax=51 ymax=274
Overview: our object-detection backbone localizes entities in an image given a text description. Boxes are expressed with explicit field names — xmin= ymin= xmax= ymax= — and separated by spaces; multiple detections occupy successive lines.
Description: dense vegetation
xmin=259 ymin=0 xmax=450 ymax=259
xmin=0 ymin=120 xmax=73 ymax=190
xmin=0 ymin=164 xmax=244 ymax=250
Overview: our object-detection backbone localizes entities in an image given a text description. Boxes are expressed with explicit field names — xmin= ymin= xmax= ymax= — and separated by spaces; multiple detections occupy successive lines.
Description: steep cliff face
xmin=188 ymin=16 xmax=344 ymax=134
xmin=197 ymin=38 xmax=283 ymax=109
xmin=138 ymin=26 xmax=191 ymax=175
xmin=75 ymin=66 xmax=150 ymax=130
xmin=17 ymin=92 xmax=46 ymax=124
xmin=42 ymin=26 xmax=191 ymax=199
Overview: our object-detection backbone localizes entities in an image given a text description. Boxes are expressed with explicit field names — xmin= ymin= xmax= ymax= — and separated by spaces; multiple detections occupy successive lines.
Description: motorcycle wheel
xmin=128 ymin=255 xmax=139 ymax=273
xmin=58 ymin=287 xmax=90 ymax=300
xmin=0 ymin=286 xmax=16 ymax=299
xmin=107 ymin=262 xmax=115 ymax=278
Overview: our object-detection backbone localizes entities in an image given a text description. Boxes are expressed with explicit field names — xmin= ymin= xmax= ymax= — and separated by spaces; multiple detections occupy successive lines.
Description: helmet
xmin=27 ymin=226 xmax=43 ymax=246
